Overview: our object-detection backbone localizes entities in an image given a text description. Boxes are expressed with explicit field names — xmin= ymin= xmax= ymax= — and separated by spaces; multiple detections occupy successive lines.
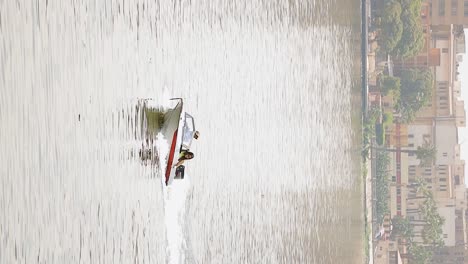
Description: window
xmin=409 ymin=134 xmax=414 ymax=138
xmin=465 ymin=1 xmax=468 ymax=16
xmin=392 ymin=176 xmax=396 ymax=182
xmin=440 ymin=178 xmax=446 ymax=182
xmin=439 ymin=0 xmax=446 ymax=16
xmin=451 ymin=0 xmax=458 ymax=15
xmin=409 ymin=143 xmax=414 ymax=147
xmin=442 ymin=48 xmax=449 ymax=53
xmin=443 ymin=152 xmax=448 ymax=157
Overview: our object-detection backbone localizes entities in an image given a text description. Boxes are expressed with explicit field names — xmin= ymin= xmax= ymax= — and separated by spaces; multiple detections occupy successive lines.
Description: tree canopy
xmin=415 ymin=143 xmax=437 ymax=167
xmin=376 ymin=0 xmax=424 ymax=57
xmin=396 ymin=68 xmax=433 ymax=123
xmin=392 ymin=215 xmax=413 ymax=238
xmin=394 ymin=0 xmax=424 ymax=57
xmin=410 ymin=244 xmax=432 ymax=264
xmin=378 ymin=1 xmax=403 ymax=52
xmin=380 ymin=74 xmax=401 ymax=97
xmin=392 ymin=14 xmax=424 ymax=58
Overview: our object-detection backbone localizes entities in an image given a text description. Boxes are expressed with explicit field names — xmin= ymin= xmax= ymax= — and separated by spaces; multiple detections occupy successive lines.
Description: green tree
xmin=422 ymin=213 xmax=445 ymax=247
xmin=417 ymin=195 xmax=445 ymax=247
xmin=378 ymin=1 xmax=403 ymax=52
xmin=373 ymin=142 xmax=436 ymax=167
xmin=396 ymin=68 xmax=434 ymax=123
xmin=414 ymin=143 xmax=437 ymax=167
xmin=392 ymin=16 xmax=424 ymax=58
xmin=392 ymin=0 xmax=424 ymax=58
xmin=380 ymin=75 xmax=401 ymax=97
xmin=414 ymin=177 xmax=432 ymax=197
xmin=409 ymin=244 xmax=432 ymax=264
xmin=408 ymin=178 xmax=445 ymax=248
xmin=392 ymin=215 xmax=413 ymax=239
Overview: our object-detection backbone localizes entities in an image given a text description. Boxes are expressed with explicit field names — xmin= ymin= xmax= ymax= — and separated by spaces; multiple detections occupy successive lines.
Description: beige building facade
xmin=374 ymin=239 xmax=403 ymax=264
xmin=428 ymin=0 xmax=468 ymax=26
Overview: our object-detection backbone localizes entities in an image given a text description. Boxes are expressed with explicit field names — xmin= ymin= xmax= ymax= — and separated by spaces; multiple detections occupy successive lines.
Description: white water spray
xmin=155 ymin=133 xmax=191 ymax=264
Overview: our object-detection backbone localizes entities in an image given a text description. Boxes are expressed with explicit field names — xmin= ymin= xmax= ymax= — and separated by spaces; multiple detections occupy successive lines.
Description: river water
xmin=0 ymin=0 xmax=364 ymax=263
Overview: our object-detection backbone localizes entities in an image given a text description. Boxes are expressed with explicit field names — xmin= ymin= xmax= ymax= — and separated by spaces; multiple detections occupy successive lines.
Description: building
xmin=415 ymin=24 xmax=466 ymax=125
xmin=427 ymin=0 xmax=468 ymax=26
xmin=431 ymin=244 xmax=468 ymax=264
xmin=374 ymin=239 xmax=404 ymax=264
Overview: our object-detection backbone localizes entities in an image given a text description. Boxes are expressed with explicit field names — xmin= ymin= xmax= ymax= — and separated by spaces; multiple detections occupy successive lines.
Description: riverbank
xmin=361 ymin=0 xmax=375 ymax=263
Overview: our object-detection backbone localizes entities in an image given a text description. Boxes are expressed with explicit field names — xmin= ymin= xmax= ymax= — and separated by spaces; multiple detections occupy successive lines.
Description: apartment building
xmin=428 ymin=0 xmax=468 ymax=26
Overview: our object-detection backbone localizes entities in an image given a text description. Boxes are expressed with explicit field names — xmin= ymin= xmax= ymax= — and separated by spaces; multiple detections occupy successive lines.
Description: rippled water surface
xmin=0 ymin=0 xmax=363 ymax=263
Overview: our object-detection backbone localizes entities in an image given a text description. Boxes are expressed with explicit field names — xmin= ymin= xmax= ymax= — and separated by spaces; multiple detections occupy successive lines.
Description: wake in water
xmin=155 ymin=133 xmax=193 ymax=264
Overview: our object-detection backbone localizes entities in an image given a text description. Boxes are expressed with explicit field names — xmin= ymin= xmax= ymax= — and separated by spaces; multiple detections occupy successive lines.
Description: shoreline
xmin=361 ymin=0 xmax=374 ymax=263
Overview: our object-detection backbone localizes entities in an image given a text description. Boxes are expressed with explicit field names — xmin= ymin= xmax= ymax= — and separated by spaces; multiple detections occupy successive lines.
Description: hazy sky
xmin=460 ymin=30 xmax=467 ymax=185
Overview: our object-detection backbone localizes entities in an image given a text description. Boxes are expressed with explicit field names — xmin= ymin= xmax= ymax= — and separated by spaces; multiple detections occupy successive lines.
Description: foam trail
xmin=156 ymin=133 xmax=191 ymax=264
